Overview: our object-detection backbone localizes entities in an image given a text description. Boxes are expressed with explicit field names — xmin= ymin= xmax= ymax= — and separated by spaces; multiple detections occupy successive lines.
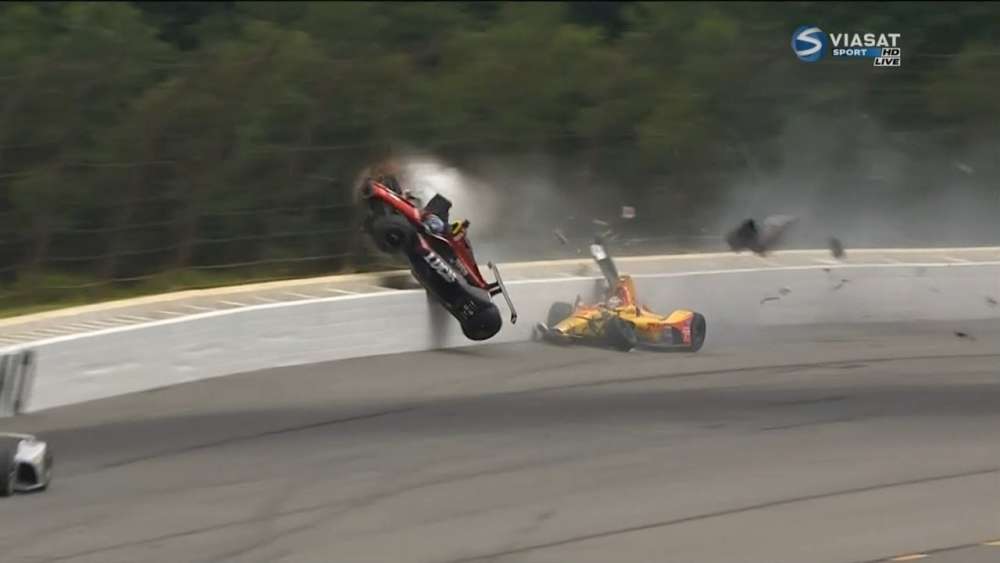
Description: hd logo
xmin=792 ymin=25 xmax=902 ymax=68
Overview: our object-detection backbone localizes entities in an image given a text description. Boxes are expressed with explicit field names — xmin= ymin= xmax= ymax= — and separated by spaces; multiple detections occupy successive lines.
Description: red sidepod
xmin=365 ymin=180 xmax=423 ymax=225
xmin=366 ymin=180 xmax=490 ymax=290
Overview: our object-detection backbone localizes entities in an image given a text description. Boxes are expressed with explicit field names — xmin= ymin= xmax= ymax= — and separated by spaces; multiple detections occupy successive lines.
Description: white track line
xmin=360 ymin=284 xmax=395 ymax=292
xmin=84 ymin=319 xmax=122 ymax=327
xmin=23 ymin=328 xmax=73 ymax=337
xmin=40 ymin=327 xmax=77 ymax=335
xmin=218 ymin=300 xmax=247 ymax=307
xmin=323 ymin=288 xmax=358 ymax=295
xmin=283 ymin=291 xmax=317 ymax=300
xmin=183 ymin=304 xmax=213 ymax=312
xmin=112 ymin=315 xmax=151 ymax=323
xmin=60 ymin=322 xmax=107 ymax=331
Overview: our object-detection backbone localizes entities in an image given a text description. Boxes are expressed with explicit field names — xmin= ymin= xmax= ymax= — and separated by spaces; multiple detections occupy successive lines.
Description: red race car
xmin=359 ymin=176 xmax=517 ymax=341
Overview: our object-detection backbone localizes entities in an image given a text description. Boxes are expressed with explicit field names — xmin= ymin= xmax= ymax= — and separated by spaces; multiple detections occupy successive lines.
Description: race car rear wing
xmin=487 ymin=262 xmax=518 ymax=324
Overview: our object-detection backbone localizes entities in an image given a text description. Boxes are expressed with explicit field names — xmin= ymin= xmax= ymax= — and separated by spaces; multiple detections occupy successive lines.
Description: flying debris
xmin=829 ymin=237 xmax=846 ymax=259
xmin=725 ymin=215 xmax=798 ymax=256
xmin=986 ymin=296 xmax=998 ymax=307
xmin=553 ymin=229 xmax=569 ymax=245
xmin=621 ymin=206 xmax=636 ymax=220
xmin=954 ymin=161 xmax=975 ymax=176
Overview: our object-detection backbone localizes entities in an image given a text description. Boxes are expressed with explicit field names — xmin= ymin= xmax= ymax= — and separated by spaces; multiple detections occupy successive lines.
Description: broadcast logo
xmin=792 ymin=25 xmax=902 ymax=68
xmin=791 ymin=26 xmax=827 ymax=62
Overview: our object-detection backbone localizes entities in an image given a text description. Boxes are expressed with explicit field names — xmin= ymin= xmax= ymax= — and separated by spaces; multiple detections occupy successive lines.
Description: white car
xmin=0 ymin=433 xmax=53 ymax=496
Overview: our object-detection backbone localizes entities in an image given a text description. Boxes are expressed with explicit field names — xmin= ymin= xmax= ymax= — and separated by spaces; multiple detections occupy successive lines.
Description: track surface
xmin=3 ymin=320 xmax=1000 ymax=563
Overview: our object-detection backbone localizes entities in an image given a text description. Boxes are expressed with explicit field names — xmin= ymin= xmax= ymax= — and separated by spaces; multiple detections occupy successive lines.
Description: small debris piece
xmin=760 ymin=296 xmax=780 ymax=304
xmin=621 ymin=206 xmax=636 ymax=219
xmin=725 ymin=215 xmax=797 ymax=256
xmin=778 ymin=287 xmax=791 ymax=296
xmin=833 ymin=279 xmax=849 ymax=291
xmin=592 ymin=219 xmax=610 ymax=227
xmin=553 ymin=229 xmax=569 ymax=245
xmin=986 ymin=296 xmax=998 ymax=307
xmin=954 ymin=331 xmax=977 ymax=341
xmin=829 ymin=237 xmax=846 ymax=259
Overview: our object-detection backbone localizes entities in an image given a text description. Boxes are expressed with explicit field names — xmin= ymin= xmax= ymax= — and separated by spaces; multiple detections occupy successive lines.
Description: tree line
xmin=0 ymin=1 xmax=996 ymax=312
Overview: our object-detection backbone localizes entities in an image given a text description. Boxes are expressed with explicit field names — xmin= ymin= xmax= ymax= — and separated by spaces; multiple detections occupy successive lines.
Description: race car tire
xmin=0 ymin=444 xmax=16 ymax=497
xmin=461 ymin=304 xmax=503 ymax=342
xmin=370 ymin=214 xmax=415 ymax=254
xmin=546 ymin=302 xmax=574 ymax=327
xmin=605 ymin=317 xmax=637 ymax=352
xmin=687 ymin=313 xmax=707 ymax=352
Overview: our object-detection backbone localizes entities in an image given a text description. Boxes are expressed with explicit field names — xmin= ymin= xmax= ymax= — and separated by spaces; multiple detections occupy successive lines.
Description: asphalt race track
xmin=3 ymin=320 xmax=1000 ymax=563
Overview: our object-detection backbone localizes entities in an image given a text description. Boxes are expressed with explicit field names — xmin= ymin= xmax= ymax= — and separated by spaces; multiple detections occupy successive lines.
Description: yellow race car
xmin=535 ymin=241 xmax=707 ymax=352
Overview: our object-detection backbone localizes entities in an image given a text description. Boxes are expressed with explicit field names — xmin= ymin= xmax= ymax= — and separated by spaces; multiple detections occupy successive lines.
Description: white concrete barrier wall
xmin=9 ymin=253 xmax=1000 ymax=412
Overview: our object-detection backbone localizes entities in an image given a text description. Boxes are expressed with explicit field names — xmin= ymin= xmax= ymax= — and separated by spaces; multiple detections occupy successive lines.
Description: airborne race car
xmin=360 ymin=177 xmax=517 ymax=341
xmin=535 ymin=241 xmax=707 ymax=352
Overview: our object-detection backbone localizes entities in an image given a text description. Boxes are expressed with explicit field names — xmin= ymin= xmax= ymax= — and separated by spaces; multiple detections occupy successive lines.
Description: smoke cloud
xmin=377 ymin=111 xmax=999 ymax=266
xmin=712 ymin=112 xmax=1000 ymax=250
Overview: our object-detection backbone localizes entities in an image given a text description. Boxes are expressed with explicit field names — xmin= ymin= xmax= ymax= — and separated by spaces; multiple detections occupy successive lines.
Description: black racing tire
xmin=0 ymin=445 xmax=16 ymax=497
xmin=461 ymin=304 xmax=503 ymax=341
xmin=370 ymin=213 xmax=415 ymax=254
xmin=605 ymin=316 xmax=637 ymax=352
xmin=687 ymin=313 xmax=707 ymax=352
xmin=546 ymin=302 xmax=574 ymax=328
